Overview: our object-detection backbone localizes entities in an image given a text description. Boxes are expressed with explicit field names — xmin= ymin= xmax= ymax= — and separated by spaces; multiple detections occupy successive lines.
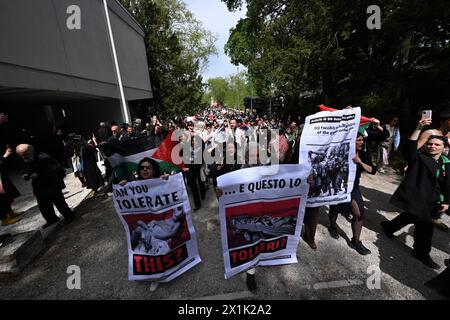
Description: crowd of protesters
xmin=0 ymin=103 xmax=449 ymax=298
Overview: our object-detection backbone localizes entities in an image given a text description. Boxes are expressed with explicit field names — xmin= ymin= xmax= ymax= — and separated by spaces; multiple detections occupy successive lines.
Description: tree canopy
xmin=222 ymin=0 xmax=450 ymax=124
xmin=120 ymin=0 xmax=218 ymax=117
xmin=203 ymin=72 xmax=256 ymax=110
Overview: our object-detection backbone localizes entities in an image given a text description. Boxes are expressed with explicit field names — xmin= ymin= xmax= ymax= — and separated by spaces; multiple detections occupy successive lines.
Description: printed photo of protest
xmin=225 ymin=198 xmax=300 ymax=249
xmin=307 ymin=143 xmax=350 ymax=198
xmin=122 ymin=206 xmax=191 ymax=255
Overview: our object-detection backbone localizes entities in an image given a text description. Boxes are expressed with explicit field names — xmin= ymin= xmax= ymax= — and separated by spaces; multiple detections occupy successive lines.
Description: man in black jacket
xmin=16 ymin=144 xmax=74 ymax=228
xmin=381 ymin=118 xmax=450 ymax=269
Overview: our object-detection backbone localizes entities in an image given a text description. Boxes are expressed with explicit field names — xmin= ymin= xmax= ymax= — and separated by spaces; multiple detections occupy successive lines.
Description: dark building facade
xmin=0 ymin=0 xmax=152 ymax=142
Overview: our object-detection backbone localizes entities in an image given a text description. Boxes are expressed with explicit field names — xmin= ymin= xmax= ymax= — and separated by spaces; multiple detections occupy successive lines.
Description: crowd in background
xmin=0 ymin=103 xmax=449 ymax=298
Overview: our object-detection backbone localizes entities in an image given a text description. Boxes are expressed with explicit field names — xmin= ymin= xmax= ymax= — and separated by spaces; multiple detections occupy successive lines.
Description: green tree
xmin=204 ymin=71 xmax=252 ymax=110
xmin=222 ymin=0 xmax=450 ymax=123
xmin=120 ymin=0 xmax=217 ymax=117
xmin=205 ymin=77 xmax=229 ymax=106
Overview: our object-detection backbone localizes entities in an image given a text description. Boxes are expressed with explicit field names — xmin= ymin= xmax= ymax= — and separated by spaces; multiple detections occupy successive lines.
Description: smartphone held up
xmin=421 ymin=110 xmax=432 ymax=121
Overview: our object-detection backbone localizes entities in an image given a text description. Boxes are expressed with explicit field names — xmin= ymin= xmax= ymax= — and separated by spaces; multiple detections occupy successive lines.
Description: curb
xmin=0 ymin=187 xmax=94 ymax=278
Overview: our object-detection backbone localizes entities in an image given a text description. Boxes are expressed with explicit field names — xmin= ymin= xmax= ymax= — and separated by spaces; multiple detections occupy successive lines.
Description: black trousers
xmin=36 ymin=190 xmax=74 ymax=223
xmin=0 ymin=198 xmax=12 ymax=220
xmin=186 ymin=165 xmax=205 ymax=208
xmin=385 ymin=212 xmax=434 ymax=258
xmin=303 ymin=207 xmax=320 ymax=243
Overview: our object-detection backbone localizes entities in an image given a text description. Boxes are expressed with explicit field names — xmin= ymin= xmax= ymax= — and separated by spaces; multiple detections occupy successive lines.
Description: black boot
xmin=246 ymin=272 xmax=256 ymax=291
xmin=328 ymin=226 xmax=339 ymax=239
xmin=380 ymin=221 xmax=396 ymax=239
xmin=349 ymin=239 xmax=371 ymax=255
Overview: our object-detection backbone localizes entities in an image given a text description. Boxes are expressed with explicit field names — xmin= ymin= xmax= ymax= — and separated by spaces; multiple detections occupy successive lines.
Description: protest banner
xmin=217 ymin=165 xmax=310 ymax=279
xmin=299 ymin=107 xmax=361 ymax=207
xmin=319 ymin=105 xmax=372 ymax=133
xmin=113 ymin=173 xmax=201 ymax=281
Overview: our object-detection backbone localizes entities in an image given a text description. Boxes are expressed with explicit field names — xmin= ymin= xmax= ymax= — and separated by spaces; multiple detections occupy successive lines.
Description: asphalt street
xmin=0 ymin=168 xmax=449 ymax=300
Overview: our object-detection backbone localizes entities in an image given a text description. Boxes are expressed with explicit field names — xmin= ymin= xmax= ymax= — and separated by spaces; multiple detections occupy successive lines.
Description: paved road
xmin=0 ymin=169 xmax=449 ymax=300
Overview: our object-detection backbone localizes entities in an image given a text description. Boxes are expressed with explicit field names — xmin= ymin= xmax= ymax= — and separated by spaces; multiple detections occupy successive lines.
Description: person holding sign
xmin=328 ymin=132 xmax=377 ymax=255
xmin=215 ymin=141 xmax=265 ymax=292
xmin=119 ymin=157 xmax=169 ymax=185
xmin=119 ymin=157 xmax=170 ymax=291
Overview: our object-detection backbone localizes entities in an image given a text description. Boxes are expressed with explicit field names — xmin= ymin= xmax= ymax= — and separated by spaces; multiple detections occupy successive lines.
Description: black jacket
xmin=390 ymin=140 xmax=450 ymax=222
xmin=27 ymin=152 xmax=66 ymax=197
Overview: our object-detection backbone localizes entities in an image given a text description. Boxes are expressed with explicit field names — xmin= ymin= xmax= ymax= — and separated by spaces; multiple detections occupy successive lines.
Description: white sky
xmin=183 ymin=0 xmax=247 ymax=80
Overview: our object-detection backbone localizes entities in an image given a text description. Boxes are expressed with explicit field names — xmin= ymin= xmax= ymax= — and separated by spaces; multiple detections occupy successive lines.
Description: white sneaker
xmin=150 ymin=282 xmax=159 ymax=291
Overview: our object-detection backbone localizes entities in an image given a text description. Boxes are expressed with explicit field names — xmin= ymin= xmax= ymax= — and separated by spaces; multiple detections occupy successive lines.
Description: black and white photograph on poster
xmin=230 ymin=215 xmax=297 ymax=244
xmin=307 ymin=142 xmax=350 ymax=198
xmin=217 ymin=165 xmax=310 ymax=279
xmin=299 ymin=107 xmax=361 ymax=207
xmin=129 ymin=206 xmax=188 ymax=255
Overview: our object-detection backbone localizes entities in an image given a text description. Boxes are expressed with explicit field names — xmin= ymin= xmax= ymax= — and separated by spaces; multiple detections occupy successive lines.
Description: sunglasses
xmin=140 ymin=166 xmax=152 ymax=170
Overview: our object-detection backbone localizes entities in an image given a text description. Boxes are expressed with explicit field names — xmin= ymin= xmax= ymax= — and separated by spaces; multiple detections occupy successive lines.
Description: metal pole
xmin=236 ymin=66 xmax=240 ymax=112
xmin=103 ymin=0 xmax=130 ymax=124
xmin=250 ymin=88 xmax=253 ymax=113
xmin=269 ymin=97 xmax=272 ymax=117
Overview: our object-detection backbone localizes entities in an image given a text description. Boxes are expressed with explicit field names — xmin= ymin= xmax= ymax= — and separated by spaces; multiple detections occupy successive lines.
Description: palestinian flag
xmin=99 ymin=132 xmax=184 ymax=180
xmin=319 ymin=105 xmax=372 ymax=133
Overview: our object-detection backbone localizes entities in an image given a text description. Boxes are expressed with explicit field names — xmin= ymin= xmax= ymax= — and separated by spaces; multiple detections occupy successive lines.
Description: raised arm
xmin=417 ymin=120 xmax=433 ymax=149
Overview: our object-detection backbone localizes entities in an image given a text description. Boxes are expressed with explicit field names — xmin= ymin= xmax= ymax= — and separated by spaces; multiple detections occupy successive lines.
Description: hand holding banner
xmin=113 ymin=173 xmax=201 ymax=282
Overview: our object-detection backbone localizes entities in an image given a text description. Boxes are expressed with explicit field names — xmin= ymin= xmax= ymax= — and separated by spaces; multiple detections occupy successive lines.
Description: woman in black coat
xmin=81 ymin=136 xmax=104 ymax=194
xmin=381 ymin=118 xmax=450 ymax=269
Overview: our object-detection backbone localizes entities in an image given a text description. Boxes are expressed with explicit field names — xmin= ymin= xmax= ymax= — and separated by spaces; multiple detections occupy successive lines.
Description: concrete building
xmin=0 ymin=0 xmax=152 ymax=143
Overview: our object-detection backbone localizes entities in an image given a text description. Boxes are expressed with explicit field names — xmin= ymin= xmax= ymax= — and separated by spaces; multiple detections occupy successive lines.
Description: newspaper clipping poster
xmin=113 ymin=173 xmax=201 ymax=281
xmin=299 ymin=107 xmax=361 ymax=207
xmin=217 ymin=165 xmax=310 ymax=279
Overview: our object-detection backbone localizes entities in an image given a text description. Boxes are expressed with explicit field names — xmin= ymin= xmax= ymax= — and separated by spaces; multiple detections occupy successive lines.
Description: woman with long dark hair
xmin=328 ymin=132 xmax=377 ymax=255
xmin=136 ymin=157 xmax=162 ymax=180
xmin=81 ymin=134 xmax=104 ymax=195
xmin=119 ymin=157 xmax=169 ymax=292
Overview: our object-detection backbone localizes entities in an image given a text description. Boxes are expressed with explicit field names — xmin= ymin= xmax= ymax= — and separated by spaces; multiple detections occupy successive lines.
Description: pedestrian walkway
xmin=0 ymin=168 xmax=93 ymax=276
xmin=0 ymin=170 xmax=92 ymax=238
xmin=0 ymin=168 xmax=448 ymax=299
